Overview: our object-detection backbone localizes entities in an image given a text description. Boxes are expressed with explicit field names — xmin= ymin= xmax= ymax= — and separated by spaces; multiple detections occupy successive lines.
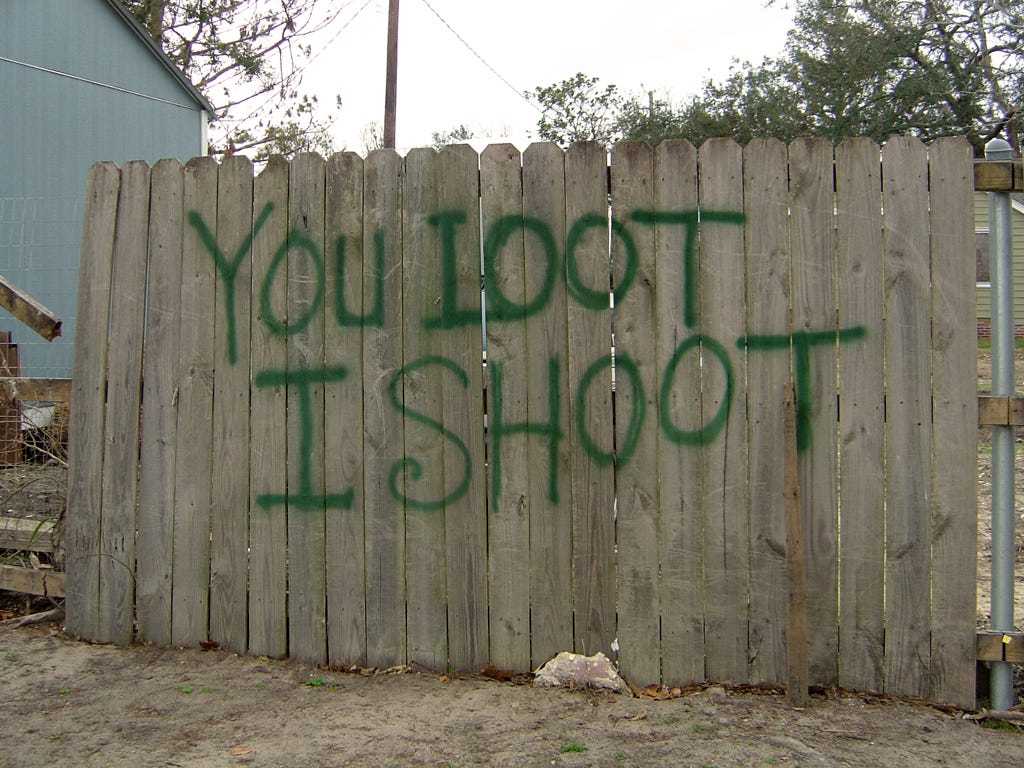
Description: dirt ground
xmin=0 ymin=620 xmax=1022 ymax=768
xmin=0 ymin=351 xmax=1022 ymax=767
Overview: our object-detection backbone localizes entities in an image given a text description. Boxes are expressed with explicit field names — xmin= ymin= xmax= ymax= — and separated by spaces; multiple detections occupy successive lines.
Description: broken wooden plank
xmin=0 ymin=564 xmax=64 ymax=597
xmin=0 ymin=517 xmax=56 ymax=554
xmin=0 ymin=276 xmax=62 ymax=341
xmin=977 ymin=631 xmax=1024 ymax=663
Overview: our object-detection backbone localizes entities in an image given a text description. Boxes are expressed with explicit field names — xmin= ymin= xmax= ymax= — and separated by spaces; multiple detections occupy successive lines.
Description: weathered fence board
xmin=66 ymin=161 xmax=119 ymax=642
xmin=927 ymin=138 xmax=977 ymax=705
xmin=523 ymin=142 xmax=572 ymax=669
xmin=248 ymin=156 xmax=289 ymax=659
xmin=882 ymin=137 xmax=933 ymax=698
xmin=210 ymin=155 xmax=253 ymax=653
xmin=325 ymin=151 xmax=367 ymax=666
xmin=66 ymin=138 xmax=979 ymax=709
xmin=137 ymin=158 xmax=184 ymax=645
xmin=836 ymin=138 xmax=886 ymax=693
xmin=743 ymin=137 xmax=790 ymax=685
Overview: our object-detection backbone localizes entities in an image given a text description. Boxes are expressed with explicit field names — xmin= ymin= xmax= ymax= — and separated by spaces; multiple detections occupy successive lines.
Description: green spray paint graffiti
xmin=189 ymin=207 xmax=866 ymax=513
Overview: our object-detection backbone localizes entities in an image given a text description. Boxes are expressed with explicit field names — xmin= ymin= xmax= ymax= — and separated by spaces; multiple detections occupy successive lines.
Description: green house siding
xmin=0 ymin=0 xmax=209 ymax=376
xmin=975 ymin=192 xmax=1024 ymax=329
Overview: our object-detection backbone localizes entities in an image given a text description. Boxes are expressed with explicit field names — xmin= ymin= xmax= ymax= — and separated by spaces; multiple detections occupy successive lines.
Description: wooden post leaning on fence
xmin=0 ymin=275 xmax=62 ymax=341
xmin=783 ymin=381 xmax=809 ymax=707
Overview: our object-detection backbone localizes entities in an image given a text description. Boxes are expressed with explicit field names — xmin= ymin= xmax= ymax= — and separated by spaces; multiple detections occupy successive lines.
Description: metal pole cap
xmin=985 ymin=137 xmax=1013 ymax=160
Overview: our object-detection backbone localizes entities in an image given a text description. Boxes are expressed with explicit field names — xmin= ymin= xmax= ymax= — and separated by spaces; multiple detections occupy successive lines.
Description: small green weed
xmin=560 ymin=741 xmax=587 ymax=753
xmin=58 ymin=684 xmax=70 ymax=695
xmin=175 ymin=684 xmax=194 ymax=694
xmin=763 ymin=758 xmax=779 ymax=765
xmin=660 ymin=715 xmax=678 ymax=725
xmin=305 ymin=676 xmax=326 ymax=687
xmin=200 ymin=686 xmax=214 ymax=693
xmin=692 ymin=722 xmax=713 ymax=733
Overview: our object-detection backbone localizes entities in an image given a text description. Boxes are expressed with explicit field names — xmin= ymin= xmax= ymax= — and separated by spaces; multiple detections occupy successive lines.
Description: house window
xmin=976 ymin=230 xmax=990 ymax=286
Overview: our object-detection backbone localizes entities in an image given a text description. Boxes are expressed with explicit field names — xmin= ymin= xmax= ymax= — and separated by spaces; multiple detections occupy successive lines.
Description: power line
xmin=305 ymin=0 xmax=377 ymax=67
xmin=416 ymin=0 xmax=542 ymax=113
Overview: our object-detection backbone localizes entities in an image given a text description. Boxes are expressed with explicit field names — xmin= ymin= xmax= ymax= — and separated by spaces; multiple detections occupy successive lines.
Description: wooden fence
xmin=65 ymin=137 xmax=978 ymax=709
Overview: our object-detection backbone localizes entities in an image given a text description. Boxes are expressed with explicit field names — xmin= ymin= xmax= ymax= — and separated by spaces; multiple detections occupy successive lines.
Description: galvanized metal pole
xmin=985 ymin=137 xmax=1016 ymax=710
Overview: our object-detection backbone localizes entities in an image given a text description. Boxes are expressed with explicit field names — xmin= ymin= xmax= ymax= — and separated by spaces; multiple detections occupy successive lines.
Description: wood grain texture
xmin=836 ymin=138 xmax=885 ymax=694
xmin=209 ymin=156 xmax=254 ymax=652
xmin=286 ymin=152 xmax=328 ymax=665
xmin=789 ymin=137 xmax=839 ymax=684
xmin=482 ymin=143 xmax=530 ymax=671
xmin=137 ymin=159 xmax=184 ymax=645
xmin=363 ymin=149 xmax=407 ymax=667
xmin=66 ymin=161 xmax=119 ymax=640
xmin=325 ymin=151 xmax=367 ymax=666
xmin=437 ymin=144 xmax=488 ymax=672
xmin=927 ymin=138 xmax=977 ymax=710
xmin=172 ymin=156 xmax=217 ymax=647
xmin=882 ymin=136 xmax=932 ymax=698
xmin=698 ymin=139 xmax=749 ymax=683
xmin=523 ymin=142 xmax=572 ymax=669
xmin=743 ymin=138 xmax=790 ymax=685
xmin=98 ymin=160 xmax=150 ymax=645
xmin=248 ymin=156 xmax=290 ymax=659
xmin=565 ymin=142 xmax=616 ymax=657
xmin=401 ymin=147 xmax=448 ymax=671
xmin=654 ymin=140 xmax=705 ymax=686
xmin=610 ymin=141 xmax=660 ymax=685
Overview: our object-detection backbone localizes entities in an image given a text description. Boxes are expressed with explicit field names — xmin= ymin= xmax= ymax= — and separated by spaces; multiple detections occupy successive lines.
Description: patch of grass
xmin=981 ymin=718 xmax=1021 ymax=732
xmin=763 ymin=758 xmax=779 ymax=765
xmin=613 ymin=751 xmax=627 ymax=763
xmin=175 ymin=684 xmax=194 ymax=694
xmin=560 ymin=741 xmax=587 ymax=753
xmin=692 ymin=722 xmax=714 ymax=733
xmin=58 ymin=684 xmax=70 ymax=695
xmin=304 ymin=676 xmax=326 ymax=687
xmin=199 ymin=686 xmax=214 ymax=693
xmin=660 ymin=715 xmax=678 ymax=725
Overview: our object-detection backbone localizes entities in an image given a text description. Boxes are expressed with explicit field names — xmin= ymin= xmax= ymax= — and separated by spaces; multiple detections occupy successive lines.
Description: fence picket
xmin=655 ymin=140 xmax=705 ymax=685
xmin=743 ymin=137 xmax=790 ymax=684
xmin=523 ymin=142 xmax=572 ymax=668
xmin=66 ymin=161 xmax=119 ymax=641
xmin=363 ymin=149 xmax=407 ymax=667
xmin=698 ymin=139 xmax=749 ymax=683
xmin=172 ymin=156 xmax=218 ymax=646
xmin=137 ymin=159 xmax=184 ymax=645
xmin=437 ymin=144 xmax=489 ymax=671
xmin=248 ymin=157 xmax=290 ymax=659
xmin=565 ymin=142 xmax=617 ymax=657
xmin=210 ymin=155 xmax=254 ymax=652
xmin=928 ymin=137 xmax=977 ymax=710
xmin=611 ymin=141 xmax=661 ymax=684
xmin=882 ymin=137 xmax=933 ymax=698
xmin=482 ymin=143 xmax=531 ymax=671
xmin=97 ymin=160 xmax=150 ymax=645
xmin=402 ymin=147 xmax=448 ymax=671
xmin=836 ymin=138 xmax=885 ymax=694
xmin=789 ymin=137 xmax=840 ymax=683
xmin=325 ymin=152 xmax=368 ymax=666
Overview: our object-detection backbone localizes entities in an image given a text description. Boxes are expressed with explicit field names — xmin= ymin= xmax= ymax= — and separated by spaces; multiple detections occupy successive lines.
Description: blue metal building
xmin=0 ymin=0 xmax=212 ymax=375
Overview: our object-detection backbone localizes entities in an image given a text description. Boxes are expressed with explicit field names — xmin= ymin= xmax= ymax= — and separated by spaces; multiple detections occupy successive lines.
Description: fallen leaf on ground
xmin=228 ymin=746 xmax=253 ymax=756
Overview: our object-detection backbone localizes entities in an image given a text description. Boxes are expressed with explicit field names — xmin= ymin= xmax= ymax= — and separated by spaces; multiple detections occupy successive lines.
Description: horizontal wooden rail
xmin=975 ymin=160 xmax=1024 ymax=192
xmin=977 ymin=631 xmax=1024 ymax=663
xmin=0 ymin=564 xmax=64 ymax=598
xmin=0 ymin=517 xmax=56 ymax=554
xmin=0 ymin=377 xmax=72 ymax=403
xmin=978 ymin=395 xmax=1024 ymax=426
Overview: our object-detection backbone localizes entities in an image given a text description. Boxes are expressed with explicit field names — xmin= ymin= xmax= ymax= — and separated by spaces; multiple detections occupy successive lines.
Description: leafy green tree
xmin=537 ymin=1 xmax=1022 ymax=153
xmin=121 ymin=0 xmax=347 ymax=158
xmin=431 ymin=124 xmax=475 ymax=149
xmin=531 ymin=73 xmax=623 ymax=146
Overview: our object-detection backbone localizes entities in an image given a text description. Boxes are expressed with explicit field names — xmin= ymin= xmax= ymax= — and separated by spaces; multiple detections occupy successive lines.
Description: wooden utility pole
xmin=383 ymin=0 xmax=400 ymax=148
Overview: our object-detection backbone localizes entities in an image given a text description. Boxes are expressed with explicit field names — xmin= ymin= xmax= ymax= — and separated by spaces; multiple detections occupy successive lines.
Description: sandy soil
xmin=0 ymin=352 xmax=1021 ymax=767
xmin=0 ymin=621 xmax=1022 ymax=768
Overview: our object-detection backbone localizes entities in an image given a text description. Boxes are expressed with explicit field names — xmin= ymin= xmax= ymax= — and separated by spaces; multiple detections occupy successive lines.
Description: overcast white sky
xmin=303 ymin=0 xmax=795 ymax=153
